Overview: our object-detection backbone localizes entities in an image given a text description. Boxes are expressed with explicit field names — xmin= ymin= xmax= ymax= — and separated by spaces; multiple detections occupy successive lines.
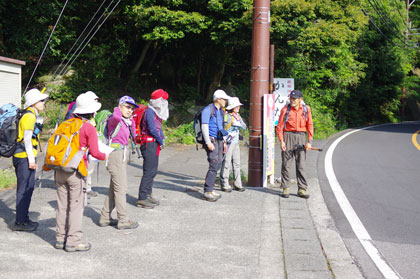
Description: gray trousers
xmin=220 ymin=143 xmax=242 ymax=188
xmin=100 ymin=150 xmax=128 ymax=223
xmin=55 ymin=170 xmax=86 ymax=246
xmin=281 ymin=132 xmax=308 ymax=190
xmin=204 ymin=139 xmax=224 ymax=193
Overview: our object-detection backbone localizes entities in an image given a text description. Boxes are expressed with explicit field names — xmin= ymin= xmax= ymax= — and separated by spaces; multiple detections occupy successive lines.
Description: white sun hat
xmin=84 ymin=91 xmax=99 ymax=100
xmin=73 ymin=93 xmax=101 ymax=114
xmin=213 ymin=89 xmax=231 ymax=101
xmin=23 ymin=88 xmax=49 ymax=109
xmin=226 ymin=97 xmax=243 ymax=110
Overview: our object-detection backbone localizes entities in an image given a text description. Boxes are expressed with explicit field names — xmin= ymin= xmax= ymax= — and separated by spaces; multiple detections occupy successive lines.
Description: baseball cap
xmin=213 ymin=89 xmax=231 ymax=101
xmin=289 ymin=90 xmax=303 ymax=98
xmin=119 ymin=96 xmax=139 ymax=108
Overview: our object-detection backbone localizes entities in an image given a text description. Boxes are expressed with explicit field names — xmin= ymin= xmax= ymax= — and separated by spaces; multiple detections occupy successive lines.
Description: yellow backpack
xmin=43 ymin=118 xmax=88 ymax=177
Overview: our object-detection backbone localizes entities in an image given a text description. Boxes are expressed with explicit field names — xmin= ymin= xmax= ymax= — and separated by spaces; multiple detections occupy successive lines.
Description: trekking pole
xmin=128 ymin=126 xmax=141 ymax=159
xmin=294 ymin=144 xmax=323 ymax=152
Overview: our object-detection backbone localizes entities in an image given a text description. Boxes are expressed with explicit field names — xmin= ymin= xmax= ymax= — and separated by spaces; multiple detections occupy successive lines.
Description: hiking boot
xmin=297 ymin=188 xmax=310 ymax=199
xmin=98 ymin=218 xmax=118 ymax=227
xmin=221 ymin=186 xmax=233 ymax=192
xmin=147 ymin=195 xmax=160 ymax=206
xmin=137 ymin=199 xmax=156 ymax=209
xmin=87 ymin=191 xmax=98 ymax=198
xmin=55 ymin=241 xmax=65 ymax=249
xmin=12 ymin=221 xmax=38 ymax=231
xmin=65 ymin=242 xmax=91 ymax=252
xmin=233 ymin=186 xmax=245 ymax=192
xmin=211 ymin=191 xmax=221 ymax=199
xmin=281 ymin=187 xmax=290 ymax=198
xmin=202 ymin=192 xmax=219 ymax=202
xmin=118 ymin=220 xmax=139 ymax=230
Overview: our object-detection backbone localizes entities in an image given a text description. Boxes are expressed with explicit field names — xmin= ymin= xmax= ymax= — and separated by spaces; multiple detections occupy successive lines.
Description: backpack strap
xmin=224 ymin=113 xmax=234 ymax=130
xmin=283 ymin=104 xmax=292 ymax=129
xmin=283 ymin=103 xmax=308 ymax=129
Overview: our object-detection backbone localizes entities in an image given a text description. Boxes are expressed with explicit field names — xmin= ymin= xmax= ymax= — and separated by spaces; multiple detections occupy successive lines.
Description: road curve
xmin=320 ymin=122 xmax=420 ymax=279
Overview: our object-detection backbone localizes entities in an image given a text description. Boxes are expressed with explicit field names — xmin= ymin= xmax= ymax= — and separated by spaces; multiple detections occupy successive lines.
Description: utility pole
xmin=248 ymin=0 xmax=270 ymax=187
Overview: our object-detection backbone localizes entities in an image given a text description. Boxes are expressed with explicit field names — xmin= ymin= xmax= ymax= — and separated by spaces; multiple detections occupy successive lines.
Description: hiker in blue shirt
xmin=201 ymin=89 xmax=231 ymax=202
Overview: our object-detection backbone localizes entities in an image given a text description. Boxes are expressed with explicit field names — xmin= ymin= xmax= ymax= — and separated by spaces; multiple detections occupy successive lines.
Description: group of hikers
xmin=6 ymin=86 xmax=313 ymax=252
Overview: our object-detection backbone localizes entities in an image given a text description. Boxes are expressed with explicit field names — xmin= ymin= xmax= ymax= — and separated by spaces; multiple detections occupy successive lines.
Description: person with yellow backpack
xmin=12 ymin=88 xmax=48 ymax=232
xmin=43 ymin=93 xmax=107 ymax=252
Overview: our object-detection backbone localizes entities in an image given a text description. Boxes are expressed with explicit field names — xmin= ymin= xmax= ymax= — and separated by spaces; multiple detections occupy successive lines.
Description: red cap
xmin=151 ymin=89 xmax=169 ymax=100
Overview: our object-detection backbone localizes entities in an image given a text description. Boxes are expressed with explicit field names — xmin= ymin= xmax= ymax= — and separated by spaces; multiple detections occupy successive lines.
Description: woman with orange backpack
xmin=136 ymin=89 xmax=169 ymax=209
xmin=48 ymin=93 xmax=107 ymax=252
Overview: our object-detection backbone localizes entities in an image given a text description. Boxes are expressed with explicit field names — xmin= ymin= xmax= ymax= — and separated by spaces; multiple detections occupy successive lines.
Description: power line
xmin=362 ymin=8 xmax=416 ymax=48
xmin=57 ymin=0 xmax=118 ymax=77
xmin=367 ymin=0 xmax=405 ymax=40
xmin=53 ymin=0 xmax=109 ymax=77
xmin=392 ymin=0 xmax=406 ymax=24
xmin=23 ymin=0 xmax=69 ymax=95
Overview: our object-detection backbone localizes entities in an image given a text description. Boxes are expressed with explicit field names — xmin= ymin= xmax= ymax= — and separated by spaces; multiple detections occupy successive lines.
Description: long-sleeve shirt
xmin=201 ymin=103 xmax=226 ymax=142
xmin=79 ymin=122 xmax=106 ymax=167
xmin=224 ymin=113 xmax=246 ymax=144
xmin=143 ymin=108 xmax=164 ymax=145
xmin=276 ymin=103 xmax=314 ymax=142
xmin=107 ymin=106 xmax=136 ymax=146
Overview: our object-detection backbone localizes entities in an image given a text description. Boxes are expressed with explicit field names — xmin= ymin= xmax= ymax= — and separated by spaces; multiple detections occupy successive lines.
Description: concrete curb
xmin=308 ymin=177 xmax=364 ymax=278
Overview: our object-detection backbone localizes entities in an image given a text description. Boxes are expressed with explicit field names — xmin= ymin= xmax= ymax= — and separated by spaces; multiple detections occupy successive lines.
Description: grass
xmin=0 ymin=169 xmax=17 ymax=189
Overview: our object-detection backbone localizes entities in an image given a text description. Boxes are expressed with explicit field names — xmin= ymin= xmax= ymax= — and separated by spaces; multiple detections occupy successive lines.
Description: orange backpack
xmin=43 ymin=118 xmax=88 ymax=177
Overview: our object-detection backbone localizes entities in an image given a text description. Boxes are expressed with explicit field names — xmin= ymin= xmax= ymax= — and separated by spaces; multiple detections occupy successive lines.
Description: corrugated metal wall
xmin=0 ymin=61 xmax=22 ymax=107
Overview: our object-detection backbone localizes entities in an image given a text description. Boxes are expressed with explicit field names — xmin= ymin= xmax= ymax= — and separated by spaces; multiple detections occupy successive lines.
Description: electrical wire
xmin=368 ymin=0 xmax=405 ymax=39
xmin=57 ymin=0 xmax=118 ymax=77
xmin=23 ymin=0 xmax=69 ymax=95
xmin=59 ymin=0 xmax=121 ymax=75
xmin=53 ymin=0 xmax=109 ymax=77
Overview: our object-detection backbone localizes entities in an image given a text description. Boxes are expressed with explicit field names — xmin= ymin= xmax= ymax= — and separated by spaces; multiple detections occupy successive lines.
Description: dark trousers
xmin=138 ymin=141 xmax=159 ymax=200
xmin=281 ymin=132 xmax=308 ymax=190
xmin=204 ymin=139 xmax=224 ymax=193
xmin=13 ymin=156 xmax=36 ymax=223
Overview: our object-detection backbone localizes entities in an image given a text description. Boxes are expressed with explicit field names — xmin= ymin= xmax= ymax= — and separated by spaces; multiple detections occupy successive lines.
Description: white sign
xmin=273 ymin=78 xmax=294 ymax=126
xmin=263 ymin=94 xmax=275 ymax=187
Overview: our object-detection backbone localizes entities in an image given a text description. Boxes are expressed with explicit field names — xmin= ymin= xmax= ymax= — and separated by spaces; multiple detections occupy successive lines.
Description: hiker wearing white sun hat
xmin=220 ymin=97 xmax=247 ymax=192
xmin=53 ymin=92 xmax=107 ymax=252
xmin=12 ymin=88 xmax=49 ymax=232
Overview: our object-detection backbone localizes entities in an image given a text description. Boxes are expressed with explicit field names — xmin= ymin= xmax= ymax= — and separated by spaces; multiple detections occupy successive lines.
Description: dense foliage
xmin=1 ymin=0 xmax=419 ymax=138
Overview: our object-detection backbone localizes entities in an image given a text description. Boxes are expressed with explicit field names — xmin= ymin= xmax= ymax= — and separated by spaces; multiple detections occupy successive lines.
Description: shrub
xmin=0 ymin=169 xmax=17 ymax=189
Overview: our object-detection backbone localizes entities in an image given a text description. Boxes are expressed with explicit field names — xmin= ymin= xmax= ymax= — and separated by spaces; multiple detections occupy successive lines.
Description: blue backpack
xmin=0 ymin=103 xmax=32 ymax=157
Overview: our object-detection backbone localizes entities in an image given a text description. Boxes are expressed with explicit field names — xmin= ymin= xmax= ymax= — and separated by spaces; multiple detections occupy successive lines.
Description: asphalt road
xmin=318 ymin=122 xmax=420 ymax=279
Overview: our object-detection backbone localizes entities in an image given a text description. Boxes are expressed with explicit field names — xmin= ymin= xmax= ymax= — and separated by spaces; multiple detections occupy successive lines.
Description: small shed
xmin=0 ymin=56 xmax=26 ymax=107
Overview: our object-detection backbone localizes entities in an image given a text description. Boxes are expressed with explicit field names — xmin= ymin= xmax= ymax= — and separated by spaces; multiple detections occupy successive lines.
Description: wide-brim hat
xmin=213 ymin=89 xmax=231 ymax=101
xmin=24 ymin=88 xmax=49 ymax=109
xmin=226 ymin=97 xmax=243 ymax=110
xmin=84 ymin=91 xmax=99 ymax=100
xmin=73 ymin=93 xmax=102 ymax=114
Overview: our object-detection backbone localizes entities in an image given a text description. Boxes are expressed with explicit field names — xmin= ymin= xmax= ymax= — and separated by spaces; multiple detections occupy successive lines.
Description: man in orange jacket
xmin=276 ymin=90 xmax=314 ymax=199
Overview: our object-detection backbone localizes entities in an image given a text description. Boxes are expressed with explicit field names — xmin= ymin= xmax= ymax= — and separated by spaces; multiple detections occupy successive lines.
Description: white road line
xmin=325 ymin=128 xmax=401 ymax=279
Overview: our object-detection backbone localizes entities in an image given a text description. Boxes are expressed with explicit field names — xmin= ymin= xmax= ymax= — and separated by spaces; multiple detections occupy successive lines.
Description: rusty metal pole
xmin=269 ymin=44 xmax=275 ymax=94
xmin=248 ymin=0 xmax=270 ymax=187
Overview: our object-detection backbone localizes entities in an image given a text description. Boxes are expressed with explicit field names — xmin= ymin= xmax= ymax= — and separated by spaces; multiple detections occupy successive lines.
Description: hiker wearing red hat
xmin=137 ymin=89 xmax=169 ymax=209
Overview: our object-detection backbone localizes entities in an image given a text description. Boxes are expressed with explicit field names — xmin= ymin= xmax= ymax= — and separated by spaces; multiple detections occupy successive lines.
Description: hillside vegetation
xmin=1 ymin=0 xmax=420 ymax=139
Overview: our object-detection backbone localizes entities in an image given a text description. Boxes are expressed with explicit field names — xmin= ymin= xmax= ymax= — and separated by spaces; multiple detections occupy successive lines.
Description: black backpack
xmin=193 ymin=105 xmax=215 ymax=150
xmin=0 ymin=104 xmax=33 ymax=157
